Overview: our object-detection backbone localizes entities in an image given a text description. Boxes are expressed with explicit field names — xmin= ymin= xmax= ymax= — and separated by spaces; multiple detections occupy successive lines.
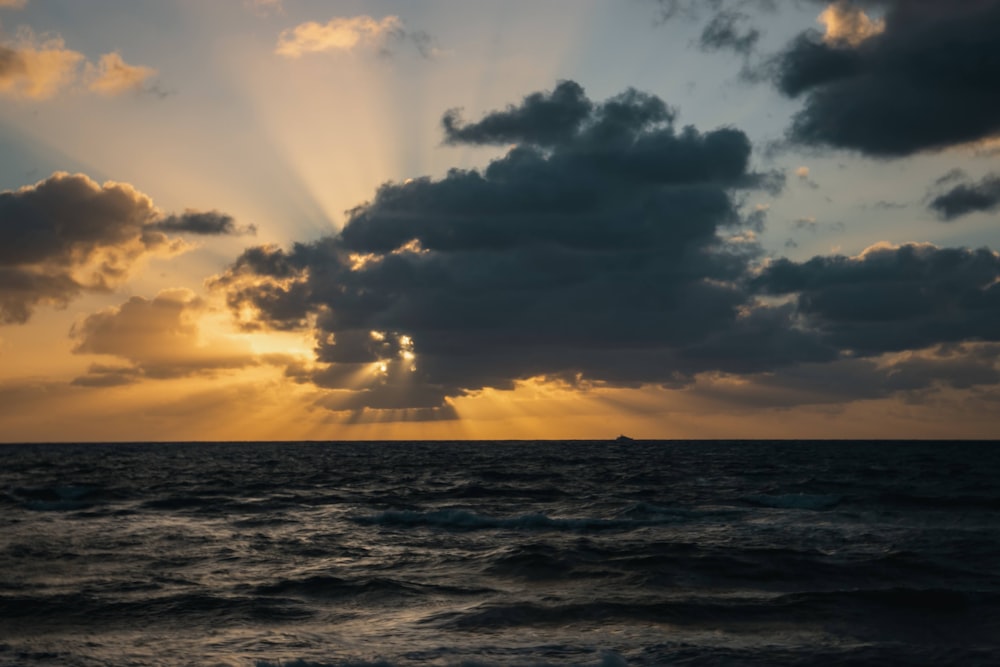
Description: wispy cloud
xmin=699 ymin=10 xmax=760 ymax=56
xmin=85 ymin=51 xmax=156 ymax=95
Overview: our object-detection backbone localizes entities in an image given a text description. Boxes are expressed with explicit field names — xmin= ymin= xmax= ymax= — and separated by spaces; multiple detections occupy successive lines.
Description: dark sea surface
xmin=1 ymin=440 xmax=999 ymax=667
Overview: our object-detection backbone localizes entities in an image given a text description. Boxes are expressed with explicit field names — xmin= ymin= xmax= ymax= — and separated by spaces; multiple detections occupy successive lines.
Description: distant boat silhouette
xmin=615 ymin=434 xmax=635 ymax=443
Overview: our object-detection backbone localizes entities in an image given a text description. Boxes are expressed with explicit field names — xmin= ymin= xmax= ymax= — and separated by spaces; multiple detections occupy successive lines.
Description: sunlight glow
xmin=350 ymin=252 xmax=381 ymax=271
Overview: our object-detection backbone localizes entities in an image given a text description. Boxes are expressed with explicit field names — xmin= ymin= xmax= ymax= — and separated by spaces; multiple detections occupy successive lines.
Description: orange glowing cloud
xmin=818 ymin=1 xmax=884 ymax=47
xmin=0 ymin=29 xmax=83 ymax=99
xmin=275 ymin=15 xmax=405 ymax=57
xmin=0 ymin=28 xmax=155 ymax=99
xmin=69 ymin=288 xmax=287 ymax=388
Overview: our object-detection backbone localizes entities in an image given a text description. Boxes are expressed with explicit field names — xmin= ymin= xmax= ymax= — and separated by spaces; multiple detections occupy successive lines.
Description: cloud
xmin=70 ymin=289 xmax=260 ymax=383
xmin=0 ymin=0 xmax=27 ymax=9
xmin=442 ymin=80 xmax=599 ymax=147
xmin=699 ymin=10 xmax=760 ymax=55
xmin=650 ymin=0 xmax=778 ymax=23
xmin=275 ymin=15 xmax=437 ymax=59
xmin=933 ymin=168 xmax=967 ymax=187
xmin=0 ymin=28 xmax=157 ymax=99
xmin=695 ymin=343 xmax=1000 ymax=409
xmin=928 ymin=173 xmax=1000 ymax=221
xmin=754 ymin=242 xmax=1000 ymax=356
xmin=85 ymin=51 xmax=156 ymax=95
xmin=150 ymin=210 xmax=256 ymax=236
xmin=0 ymin=30 xmax=83 ymax=99
xmin=0 ymin=173 xmax=180 ymax=324
xmin=212 ymin=81 xmax=780 ymax=415
xmin=0 ymin=172 xmax=241 ymax=324
xmin=440 ymin=81 xmax=777 ymax=191
xmin=211 ymin=80 xmax=1000 ymax=420
xmin=771 ymin=1 xmax=1000 ymax=156
xmin=795 ymin=165 xmax=819 ymax=188
xmin=816 ymin=0 xmax=884 ymax=46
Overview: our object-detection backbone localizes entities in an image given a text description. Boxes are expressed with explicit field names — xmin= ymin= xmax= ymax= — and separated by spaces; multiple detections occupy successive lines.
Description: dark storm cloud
xmin=0 ymin=173 xmax=158 ymax=266
xmin=928 ymin=173 xmax=1000 ymax=221
xmin=699 ymin=11 xmax=760 ymax=55
xmin=442 ymin=80 xmax=605 ymax=147
xmin=150 ymin=210 xmax=256 ymax=236
xmin=772 ymin=0 xmax=1000 ymax=156
xmin=214 ymin=82 xmax=782 ymax=413
xmin=216 ymin=80 xmax=1000 ymax=418
xmin=0 ymin=172 xmax=243 ymax=324
xmin=0 ymin=172 xmax=182 ymax=324
xmin=755 ymin=243 xmax=1000 ymax=355
xmin=697 ymin=344 xmax=1000 ymax=408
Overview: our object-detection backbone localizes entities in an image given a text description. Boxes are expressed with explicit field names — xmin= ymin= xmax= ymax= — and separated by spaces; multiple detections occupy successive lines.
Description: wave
xmin=253 ymin=651 xmax=628 ymax=667
xmin=744 ymin=493 xmax=842 ymax=511
xmin=442 ymin=482 xmax=568 ymax=501
xmin=254 ymin=661 xmax=396 ymax=667
xmin=422 ymin=588 xmax=999 ymax=633
xmin=351 ymin=508 xmax=689 ymax=532
xmin=252 ymin=574 xmax=491 ymax=600
xmin=0 ymin=591 xmax=315 ymax=624
xmin=877 ymin=491 xmax=1000 ymax=511
xmin=483 ymin=542 xmax=621 ymax=581
xmin=9 ymin=484 xmax=112 ymax=511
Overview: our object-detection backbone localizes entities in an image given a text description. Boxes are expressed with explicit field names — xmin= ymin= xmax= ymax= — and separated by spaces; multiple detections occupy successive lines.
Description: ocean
xmin=1 ymin=440 xmax=998 ymax=666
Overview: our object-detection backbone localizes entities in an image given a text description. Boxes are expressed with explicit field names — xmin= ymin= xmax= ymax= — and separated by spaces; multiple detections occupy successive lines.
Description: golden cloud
xmin=0 ymin=29 xmax=83 ymax=99
xmin=818 ymin=1 xmax=885 ymax=47
xmin=0 ymin=28 xmax=156 ymax=99
xmin=275 ymin=15 xmax=404 ymax=57
xmin=71 ymin=289 xmax=260 ymax=382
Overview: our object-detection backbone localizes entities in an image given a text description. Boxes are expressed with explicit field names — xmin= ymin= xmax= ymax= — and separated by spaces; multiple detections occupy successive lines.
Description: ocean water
xmin=1 ymin=440 xmax=998 ymax=667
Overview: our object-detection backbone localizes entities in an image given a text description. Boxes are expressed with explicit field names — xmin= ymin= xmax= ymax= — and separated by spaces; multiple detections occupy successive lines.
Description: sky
xmin=1 ymin=0 xmax=999 ymax=441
